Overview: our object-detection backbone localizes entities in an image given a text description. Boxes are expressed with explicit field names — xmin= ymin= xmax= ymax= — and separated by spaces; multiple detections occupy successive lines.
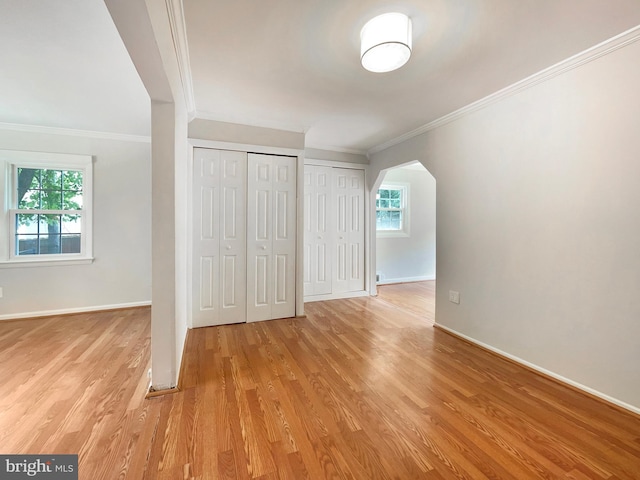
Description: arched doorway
xmin=369 ymin=160 xmax=436 ymax=322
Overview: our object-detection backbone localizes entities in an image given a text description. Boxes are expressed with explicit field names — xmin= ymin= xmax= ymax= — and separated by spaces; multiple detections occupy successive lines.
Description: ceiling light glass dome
xmin=360 ymin=13 xmax=412 ymax=73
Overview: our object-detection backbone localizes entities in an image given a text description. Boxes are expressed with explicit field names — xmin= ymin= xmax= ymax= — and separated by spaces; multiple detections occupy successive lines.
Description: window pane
xmin=63 ymin=170 xmax=83 ymax=209
xmin=40 ymin=170 xmax=62 ymax=209
xmin=39 ymin=234 xmax=61 ymax=254
xmin=376 ymin=210 xmax=403 ymax=231
xmin=42 ymin=189 xmax=63 ymax=210
xmin=39 ymin=214 xmax=62 ymax=230
xmin=41 ymin=169 xmax=62 ymax=189
xmin=63 ymin=170 xmax=83 ymax=190
xmin=18 ymin=189 xmax=41 ymax=209
xmin=378 ymin=199 xmax=389 ymax=209
xmin=17 ymin=168 xmax=41 ymax=209
xmin=16 ymin=213 xmax=38 ymax=231
xmin=390 ymin=211 xmax=402 ymax=230
xmin=61 ymin=234 xmax=81 ymax=254
xmin=62 ymin=214 xmax=82 ymax=234
xmin=390 ymin=199 xmax=401 ymax=208
xmin=376 ymin=210 xmax=390 ymax=230
xmin=38 ymin=214 xmax=62 ymax=254
xmin=379 ymin=189 xmax=390 ymax=199
xmin=390 ymin=189 xmax=401 ymax=199
xmin=377 ymin=210 xmax=404 ymax=231
xmin=17 ymin=167 xmax=43 ymax=208
xmin=15 ymin=214 xmax=82 ymax=256
xmin=17 ymin=168 xmax=40 ymax=190
xmin=16 ymin=168 xmax=83 ymax=211
xmin=63 ymin=191 xmax=83 ymax=210
xmin=16 ymin=234 xmax=38 ymax=255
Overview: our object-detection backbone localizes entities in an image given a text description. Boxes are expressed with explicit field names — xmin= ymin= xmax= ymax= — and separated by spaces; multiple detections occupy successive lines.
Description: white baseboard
xmin=377 ymin=275 xmax=435 ymax=285
xmin=0 ymin=301 xmax=152 ymax=321
xmin=304 ymin=290 xmax=369 ymax=303
xmin=434 ymin=323 xmax=640 ymax=416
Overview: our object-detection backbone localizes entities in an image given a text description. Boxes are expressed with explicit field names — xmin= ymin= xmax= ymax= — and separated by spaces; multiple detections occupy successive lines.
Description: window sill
xmin=376 ymin=231 xmax=410 ymax=238
xmin=0 ymin=257 xmax=94 ymax=269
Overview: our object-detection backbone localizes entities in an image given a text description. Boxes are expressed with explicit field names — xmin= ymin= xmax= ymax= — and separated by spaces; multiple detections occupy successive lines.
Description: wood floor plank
xmin=3 ymin=282 xmax=640 ymax=478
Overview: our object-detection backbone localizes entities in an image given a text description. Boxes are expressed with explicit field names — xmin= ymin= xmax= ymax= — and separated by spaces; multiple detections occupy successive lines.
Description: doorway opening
xmin=372 ymin=161 xmax=436 ymax=323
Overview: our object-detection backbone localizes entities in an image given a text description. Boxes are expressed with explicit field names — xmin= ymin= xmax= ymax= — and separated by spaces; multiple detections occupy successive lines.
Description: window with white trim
xmin=376 ymin=184 xmax=409 ymax=236
xmin=1 ymin=150 xmax=93 ymax=266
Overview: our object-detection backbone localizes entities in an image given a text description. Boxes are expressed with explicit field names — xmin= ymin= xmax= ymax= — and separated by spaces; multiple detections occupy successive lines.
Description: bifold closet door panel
xmin=192 ymin=148 xmax=247 ymax=327
xmin=303 ymin=165 xmax=333 ymax=296
xmin=333 ymin=168 xmax=365 ymax=294
xmin=247 ymin=153 xmax=297 ymax=322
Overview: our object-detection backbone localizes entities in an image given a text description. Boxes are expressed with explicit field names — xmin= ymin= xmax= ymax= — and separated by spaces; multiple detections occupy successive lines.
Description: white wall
xmin=189 ymin=119 xmax=305 ymax=150
xmin=0 ymin=130 xmax=151 ymax=318
xmin=107 ymin=0 xmax=191 ymax=391
xmin=304 ymin=147 xmax=368 ymax=165
xmin=174 ymin=105 xmax=190 ymax=390
xmin=376 ymin=166 xmax=436 ymax=284
xmin=370 ymin=37 xmax=640 ymax=411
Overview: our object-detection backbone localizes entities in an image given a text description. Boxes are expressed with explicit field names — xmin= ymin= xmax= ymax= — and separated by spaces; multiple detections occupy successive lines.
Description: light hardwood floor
xmin=2 ymin=282 xmax=640 ymax=479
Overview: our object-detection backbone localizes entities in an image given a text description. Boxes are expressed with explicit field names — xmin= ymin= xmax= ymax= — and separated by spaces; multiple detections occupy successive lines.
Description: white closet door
xmin=333 ymin=168 xmax=365 ymax=293
xmin=192 ymin=148 xmax=247 ymax=327
xmin=247 ymin=153 xmax=297 ymax=322
xmin=303 ymin=165 xmax=333 ymax=296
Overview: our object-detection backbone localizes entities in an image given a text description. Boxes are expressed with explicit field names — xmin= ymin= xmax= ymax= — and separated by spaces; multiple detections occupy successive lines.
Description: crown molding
xmin=166 ymin=0 xmax=196 ymax=117
xmin=0 ymin=122 xmax=151 ymax=143
xmin=368 ymin=24 xmax=640 ymax=156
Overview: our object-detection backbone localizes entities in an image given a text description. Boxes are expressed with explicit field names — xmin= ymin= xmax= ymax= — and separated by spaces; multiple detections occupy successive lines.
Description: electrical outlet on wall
xmin=0 ymin=287 xmax=3 ymax=298
xmin=449 ymin=290 xmax=460 ymax=304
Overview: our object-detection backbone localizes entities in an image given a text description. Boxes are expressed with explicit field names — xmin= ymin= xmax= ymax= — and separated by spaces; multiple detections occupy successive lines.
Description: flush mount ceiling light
xmin=360 ymin=12 xmax=412 ymax=73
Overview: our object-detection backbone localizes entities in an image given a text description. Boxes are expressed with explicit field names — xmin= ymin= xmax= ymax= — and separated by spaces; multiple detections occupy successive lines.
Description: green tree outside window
xmin=16 ymin=168 xmax=83 ymax=255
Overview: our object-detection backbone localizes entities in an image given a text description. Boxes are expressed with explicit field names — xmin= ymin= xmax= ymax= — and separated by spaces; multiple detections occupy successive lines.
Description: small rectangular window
xmin=1 ymin=150 xmax=93 ymax=266
xmin=376 ymin=184 xmax=409 ymax=237
xmin=14 ymin=168 xmax=84 ymax=256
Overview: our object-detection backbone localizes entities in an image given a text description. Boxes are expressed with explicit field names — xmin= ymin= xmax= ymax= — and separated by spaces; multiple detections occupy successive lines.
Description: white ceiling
xmin=0 ymin=0 xmax=149 ymax=136
xmin=2 ymin=1 xmax=640 ymax=152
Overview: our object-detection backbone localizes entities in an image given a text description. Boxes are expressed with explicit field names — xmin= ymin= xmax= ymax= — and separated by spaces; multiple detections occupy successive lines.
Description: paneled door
xmin=192 ymin=148 xmax=247 ymax=327
xmin=247 ymin=153 xmax=297 ymax=322
xmin=303 ymin=165 xmax=333 ymax=296
xmin=333 ymin=168 xmax=365 ymax=293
